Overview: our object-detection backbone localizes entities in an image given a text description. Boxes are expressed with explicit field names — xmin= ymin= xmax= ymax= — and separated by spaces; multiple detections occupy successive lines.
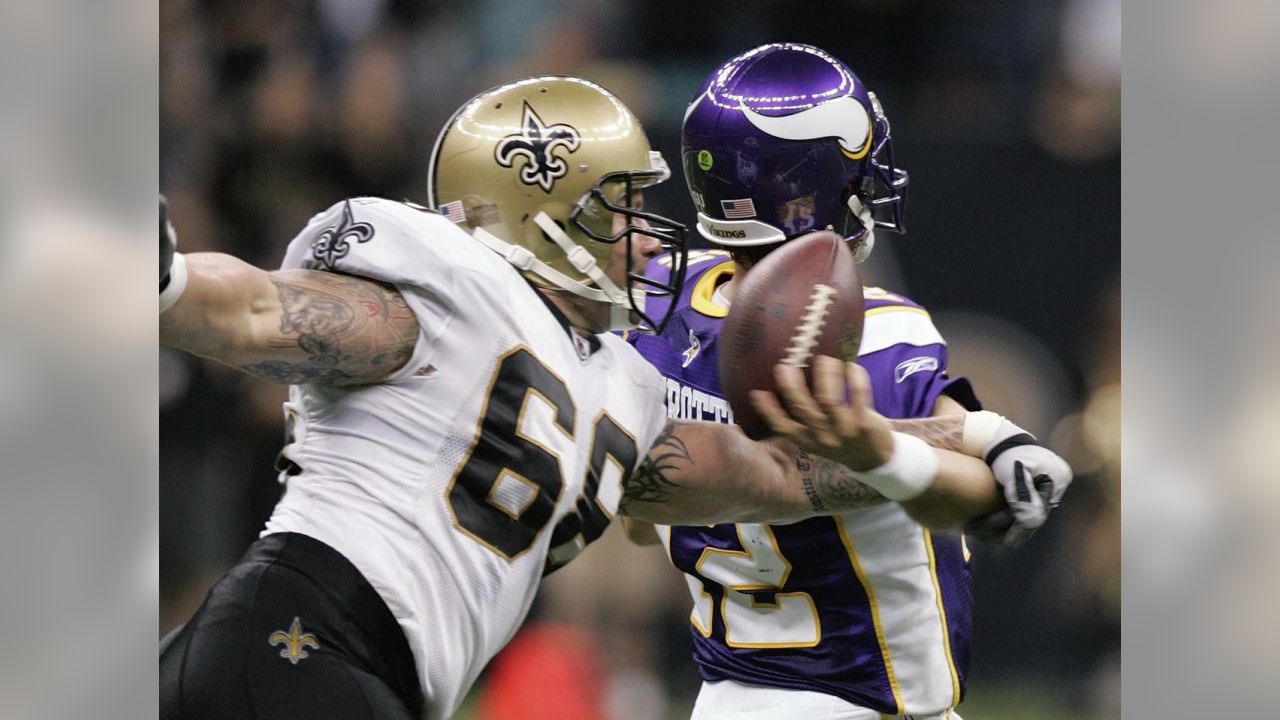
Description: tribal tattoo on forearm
xmin=619 ymin=421 xmax=691 ymax=514
xmin=240 ymin=271 xmax=417 ymax=385
xmin=887 ymin=414 xmax=965 ymax=453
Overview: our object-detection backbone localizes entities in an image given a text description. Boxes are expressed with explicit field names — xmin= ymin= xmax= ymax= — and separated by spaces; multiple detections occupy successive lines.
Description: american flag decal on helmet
xmin=439 ymin=200 xmax=467 ymax=225
xmin=721 ymin=198 xmax=757 ymax=219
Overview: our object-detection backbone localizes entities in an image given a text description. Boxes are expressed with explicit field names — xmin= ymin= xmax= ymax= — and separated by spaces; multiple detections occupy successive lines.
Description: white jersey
xmin=262 ymin=197 xmax=669 ymax=719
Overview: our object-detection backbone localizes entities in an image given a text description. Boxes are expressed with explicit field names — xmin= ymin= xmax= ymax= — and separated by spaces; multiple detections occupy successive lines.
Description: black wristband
xmin=984 ymin=433 xmax=1038 ymax=465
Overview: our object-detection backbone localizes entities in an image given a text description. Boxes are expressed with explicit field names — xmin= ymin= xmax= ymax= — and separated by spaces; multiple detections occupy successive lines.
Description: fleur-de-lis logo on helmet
xmin=495 ymin=102 xmax=581 ymax=193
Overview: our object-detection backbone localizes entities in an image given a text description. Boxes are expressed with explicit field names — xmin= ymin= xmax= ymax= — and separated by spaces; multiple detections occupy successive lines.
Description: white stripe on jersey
xmin=836 ymin=503 xmax=958 ymax=713
xmin=859 ymin=306 xmax=945 ymax=355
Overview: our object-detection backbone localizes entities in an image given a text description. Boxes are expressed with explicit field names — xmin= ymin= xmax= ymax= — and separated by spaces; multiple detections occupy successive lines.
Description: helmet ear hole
xmin=841 ymin=182 xmax=857 ymax=206
xmin=540 ymin=219 xmax=568 ymax=244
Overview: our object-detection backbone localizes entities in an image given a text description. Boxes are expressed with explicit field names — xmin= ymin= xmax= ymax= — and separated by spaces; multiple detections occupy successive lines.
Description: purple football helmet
xmin=681 ymin=43 xmax=908 ymax=261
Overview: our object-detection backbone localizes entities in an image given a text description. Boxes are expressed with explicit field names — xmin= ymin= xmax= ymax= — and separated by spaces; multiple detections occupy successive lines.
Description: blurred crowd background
xmin=160 ymin=1 xmax=1120 ymax=718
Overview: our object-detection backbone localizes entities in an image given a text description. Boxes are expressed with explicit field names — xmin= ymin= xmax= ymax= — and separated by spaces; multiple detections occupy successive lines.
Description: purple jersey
xmin=628 ymin=251 xmax=978 ymax=715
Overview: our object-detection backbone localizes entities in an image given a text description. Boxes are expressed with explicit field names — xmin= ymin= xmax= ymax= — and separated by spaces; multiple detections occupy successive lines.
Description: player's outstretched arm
xmin=614 ymin=360 xmax=1005 ymax=527
xmin=160 ymin=200 xmax=419 ymax=386
xmin=751 ymin=356 xmax=1004 ymax=529
xmin=615 ymin=419 xmax=808 ymax=525
xmin=613 ymin=413 xmax=994 ymax=527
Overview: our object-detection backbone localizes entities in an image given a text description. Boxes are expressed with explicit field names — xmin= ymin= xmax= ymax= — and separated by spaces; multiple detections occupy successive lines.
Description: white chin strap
xmin=470 ymin=213 xmax=645 ymax=331
xmin=848 ymin=195 xmax=876 ymax=263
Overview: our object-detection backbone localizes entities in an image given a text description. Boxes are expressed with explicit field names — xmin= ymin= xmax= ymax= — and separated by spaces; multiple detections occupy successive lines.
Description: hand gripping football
xmin=719 ymin=231 xmax=865 ymax=440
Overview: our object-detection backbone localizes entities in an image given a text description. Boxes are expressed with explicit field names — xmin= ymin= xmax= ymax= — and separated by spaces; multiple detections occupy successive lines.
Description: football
xmin=718 ymin=230 xmax=865 ymax=440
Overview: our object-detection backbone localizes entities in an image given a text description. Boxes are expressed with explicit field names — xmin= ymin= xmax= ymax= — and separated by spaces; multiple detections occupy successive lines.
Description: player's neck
xmin=720 ymin=270 xmax=744 ymax=303
xmin=540 ymin=287 xmax=606 ymax=336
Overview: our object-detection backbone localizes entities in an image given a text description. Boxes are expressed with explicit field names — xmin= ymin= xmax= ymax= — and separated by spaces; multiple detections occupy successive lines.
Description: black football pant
xmin=160 ymin=533 xmax=425 ymax=719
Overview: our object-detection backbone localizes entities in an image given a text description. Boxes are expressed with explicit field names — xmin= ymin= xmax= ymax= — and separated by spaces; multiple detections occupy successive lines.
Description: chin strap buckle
xmin=564 ymin=245 xmax=598 ymax=274
xmin=846 ymin=196 xmax=877 ymax=263
xmin=504 ymin=244 xmax=536 ymax=270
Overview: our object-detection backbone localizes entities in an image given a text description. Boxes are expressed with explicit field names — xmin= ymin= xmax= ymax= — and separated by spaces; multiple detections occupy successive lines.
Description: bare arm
xmin=614 ymin=414 xmax=996 ymax=527
xmin=617 ymin=420 xmax=806 ymax=525
xmin=887 ymin=414 xmax=964 ymax=452
xmin=617 ymin=399 xmax=978 ymax=543
xmin=748 ymin=357 xmax=1000 ymax=529
xmin=898 ymin=394 xmax=1002 ymax=530
xmin=160 ymin=252 xmax=419 ymax=385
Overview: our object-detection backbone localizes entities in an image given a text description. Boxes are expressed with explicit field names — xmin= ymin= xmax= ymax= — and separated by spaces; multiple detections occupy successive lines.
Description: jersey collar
xmin=527 ymin=279 xmax=603 ymax=357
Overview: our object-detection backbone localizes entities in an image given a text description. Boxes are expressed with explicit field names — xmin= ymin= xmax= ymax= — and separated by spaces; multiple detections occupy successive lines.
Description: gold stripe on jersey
xmin=864 ymin=305 xmax=930 ymax=319
xmin=835 ymin=517 xmax=905 ymax=715
xmin=923 ymin=529 xmax=962 ymax=708
xmin=862 ymin=286 xmax=910 ymax=304
xmin=689 ymin=260 xmax=735 ymax=318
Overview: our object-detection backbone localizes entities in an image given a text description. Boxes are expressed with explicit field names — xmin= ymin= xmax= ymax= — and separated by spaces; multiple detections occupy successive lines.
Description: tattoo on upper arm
xmin=619 ymin=421 xmax=690 ymax=514
xmin=240 ymin=272 xmax=417 ymax=386
xmin=796 ymin=450 xmax=885 ymax=512
xmin=887 ymin=415 xmax=965 ymax=452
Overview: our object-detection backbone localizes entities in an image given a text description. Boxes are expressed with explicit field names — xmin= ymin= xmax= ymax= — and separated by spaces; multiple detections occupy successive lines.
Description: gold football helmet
xmin=428 ymin=76 xmax=688 ymax=332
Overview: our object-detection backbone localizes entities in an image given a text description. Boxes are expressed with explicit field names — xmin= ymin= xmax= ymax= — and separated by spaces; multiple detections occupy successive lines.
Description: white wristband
xmin=160 ymin=252 xmax=188 ymax=314
xmin=962 ymin=410 xmax=1006 ymax=458
xmin=851 ymin=431 xmax=939 ymax=501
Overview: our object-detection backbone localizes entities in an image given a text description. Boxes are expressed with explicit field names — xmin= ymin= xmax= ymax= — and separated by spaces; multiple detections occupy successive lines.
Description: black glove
xmin=161 ymin=195 xmax=176 ymax=290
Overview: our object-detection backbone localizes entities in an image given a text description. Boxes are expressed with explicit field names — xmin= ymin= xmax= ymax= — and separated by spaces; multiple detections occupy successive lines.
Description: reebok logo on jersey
xmin=894 ymin=356 xmax=938 ymax=383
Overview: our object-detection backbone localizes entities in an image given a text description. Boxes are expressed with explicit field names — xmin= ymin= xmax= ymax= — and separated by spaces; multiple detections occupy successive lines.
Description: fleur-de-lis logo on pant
xmin=269 ymin=617 xmax=320 ymax=665
xmin=311 ymin=200 xmax=375 ymax=269
xmin=494 ymin=102 xmax=581 ymax=193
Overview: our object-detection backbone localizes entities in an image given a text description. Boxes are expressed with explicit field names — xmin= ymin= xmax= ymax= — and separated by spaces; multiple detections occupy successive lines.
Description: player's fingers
xmin=749 ymin=389 xmax=813 ymax=440
xmin=845 ymin=362 xmax=873 ymax=424
xmin=772 ymin=363 xmax=840 ymax=447
xmin=813 ymin=355 xmax=857 ymax=438
xmin=778 ymin=361 xmax=849 ymax=445
xmin=1007 ymin=461 xmax=1048 ymax=530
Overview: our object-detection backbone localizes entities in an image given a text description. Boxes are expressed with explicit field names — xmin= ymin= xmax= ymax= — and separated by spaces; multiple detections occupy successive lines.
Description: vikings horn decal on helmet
xmin=739 ymin=96 xmax=872 ymax=160
xmin=494 ymin=102 xmax=582 ymax=193
xmin=429 ymin=76 xmax=688 ymax=333
xmin=681 ymin=43 xmax=909 ymax=262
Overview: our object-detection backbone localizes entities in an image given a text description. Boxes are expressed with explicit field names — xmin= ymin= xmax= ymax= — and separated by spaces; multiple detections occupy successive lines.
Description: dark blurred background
xmin=160 ymin=1 xmax=1119 ymax=717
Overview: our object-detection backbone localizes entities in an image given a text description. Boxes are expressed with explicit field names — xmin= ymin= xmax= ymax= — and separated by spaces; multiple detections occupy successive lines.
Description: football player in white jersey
xmin=623 ymin=45 xmax=1075 ymax=720
xmin=158 ymin=76 xmax=1018 ymax=720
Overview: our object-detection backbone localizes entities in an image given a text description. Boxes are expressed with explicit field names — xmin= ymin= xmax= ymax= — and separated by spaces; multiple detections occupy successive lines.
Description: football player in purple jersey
xmin=625 ymin=44 xmax=1073 ymax=719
